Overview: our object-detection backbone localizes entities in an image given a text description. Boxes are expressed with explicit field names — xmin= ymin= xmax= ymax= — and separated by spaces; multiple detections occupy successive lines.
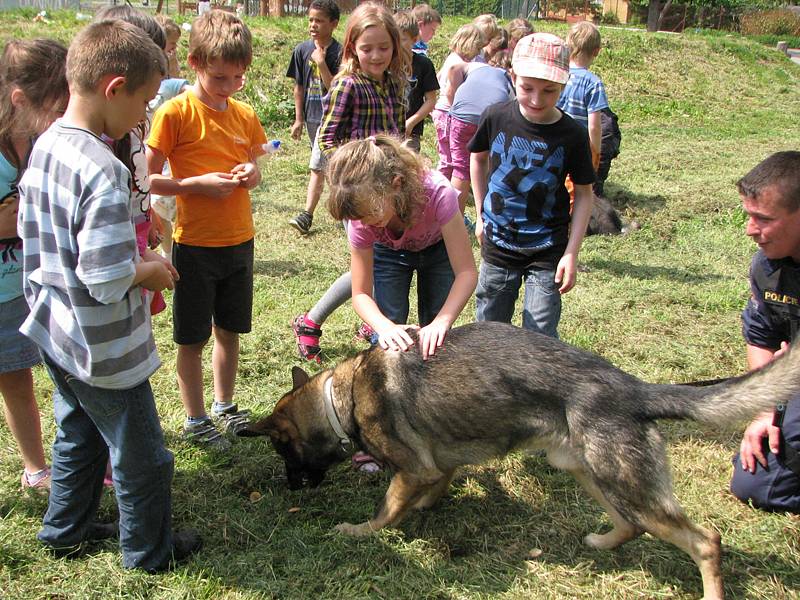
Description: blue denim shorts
xmin=0 ymin=295 xmax=40 ymax=374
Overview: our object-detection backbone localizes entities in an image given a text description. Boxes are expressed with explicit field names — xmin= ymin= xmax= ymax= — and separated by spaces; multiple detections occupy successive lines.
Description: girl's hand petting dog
xmin=377 ymin=324 xmax=417 ymax=353
xmin=418 ymin=317 xmax=450 ymax=360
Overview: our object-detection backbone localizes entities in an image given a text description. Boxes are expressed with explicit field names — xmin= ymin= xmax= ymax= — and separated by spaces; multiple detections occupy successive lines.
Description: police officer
xmin=730 ymin=151 xmax=800 ymax=513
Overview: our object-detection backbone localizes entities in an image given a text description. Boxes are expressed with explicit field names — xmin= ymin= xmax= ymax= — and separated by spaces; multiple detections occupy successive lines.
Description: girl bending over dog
xmin=327 ymin=134 xmax=477 ymax=360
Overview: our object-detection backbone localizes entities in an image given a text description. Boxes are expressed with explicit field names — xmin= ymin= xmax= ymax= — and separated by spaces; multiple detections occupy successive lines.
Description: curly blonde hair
xmin=327 ymin=135 xmax=426 ymax=226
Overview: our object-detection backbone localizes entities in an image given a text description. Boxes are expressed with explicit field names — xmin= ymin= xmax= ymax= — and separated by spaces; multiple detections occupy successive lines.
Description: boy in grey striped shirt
xmin=18 ymin=20 xmax=199 ymax=572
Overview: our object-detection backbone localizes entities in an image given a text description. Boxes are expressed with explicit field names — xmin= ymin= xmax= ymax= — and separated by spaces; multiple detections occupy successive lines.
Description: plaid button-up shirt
xmin=318 ymin=72 xmax=406 ymax=155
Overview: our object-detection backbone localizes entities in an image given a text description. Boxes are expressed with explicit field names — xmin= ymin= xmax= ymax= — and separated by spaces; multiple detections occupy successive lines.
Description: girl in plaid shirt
xmin=293 ymin=2 xmax=411 ymax=369
xmin=316 ymin=2 xmax=410 ymax=155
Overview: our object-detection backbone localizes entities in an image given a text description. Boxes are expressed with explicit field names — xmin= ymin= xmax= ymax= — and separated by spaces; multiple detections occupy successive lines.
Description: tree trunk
xmin=646 ymin=0 xmax=660 ymax=32
xmin=657 ymin=0 xmax=673 ymax=30
xmin=647 ymin=0 xmax=673 ymax=32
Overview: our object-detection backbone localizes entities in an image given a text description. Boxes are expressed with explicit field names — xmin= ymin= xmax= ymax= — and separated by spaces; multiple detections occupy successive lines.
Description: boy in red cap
xmin=468 ymin=33 xmax=595 ymax=338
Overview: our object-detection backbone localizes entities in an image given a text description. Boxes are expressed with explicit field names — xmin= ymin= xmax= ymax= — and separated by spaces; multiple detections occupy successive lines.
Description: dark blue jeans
xmin=373 ymin=239 xmax=455 ymax=326
xmin=38 ymin=352 xmax=174 ymax=570
xmin=730 ymin=397 xmax=800 ymax=514
xmin=475 ymin=260 xmax=561 ymax=338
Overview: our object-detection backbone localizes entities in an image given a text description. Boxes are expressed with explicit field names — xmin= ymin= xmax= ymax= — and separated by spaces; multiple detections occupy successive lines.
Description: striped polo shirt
xmin=317 ymin=71 xmax=406 ymax=155
xmin=18 ymin=121 xmax=160 ymax=389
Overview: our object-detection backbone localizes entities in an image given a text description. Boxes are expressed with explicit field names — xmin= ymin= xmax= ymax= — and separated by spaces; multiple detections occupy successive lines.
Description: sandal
xmin=352 ymin=451 xmax=383 ymax=473
xmin=354 ymin=321 xmax=376 ymax=344
xmin=292 ymin=313 xmax=322 ymax=363
xmin=21 ymin=466 xmax=51 ymax=494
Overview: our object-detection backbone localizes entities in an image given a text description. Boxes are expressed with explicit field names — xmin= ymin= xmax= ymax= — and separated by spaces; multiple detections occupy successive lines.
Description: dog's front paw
xmin=583 ymin=532 xmax=608 ymax=549
xmin=334 ymin=521 xmax=373 ymax=536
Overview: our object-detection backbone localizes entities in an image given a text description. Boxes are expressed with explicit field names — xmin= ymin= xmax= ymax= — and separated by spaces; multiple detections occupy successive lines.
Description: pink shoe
xmin=21 ymin=466 xmax=51 ymax=494
xmin=291 ymin=313 xmax=322 ymax=363
xmin=354 ymin=321 xmax=376 ymax=344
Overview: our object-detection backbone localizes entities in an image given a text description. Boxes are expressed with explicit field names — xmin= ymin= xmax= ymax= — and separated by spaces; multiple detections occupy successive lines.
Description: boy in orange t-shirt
xmin=147 ymin=10 xmax=267 ymax=450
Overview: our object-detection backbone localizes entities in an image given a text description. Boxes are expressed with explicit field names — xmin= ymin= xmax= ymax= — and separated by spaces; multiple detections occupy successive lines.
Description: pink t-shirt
xmin=348 ymin=170 xmax=459 ymax=252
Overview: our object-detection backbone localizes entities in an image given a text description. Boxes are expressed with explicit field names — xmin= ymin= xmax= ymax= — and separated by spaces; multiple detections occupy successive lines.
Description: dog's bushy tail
xmin=640 ymin=345 xmax=800 ymax=425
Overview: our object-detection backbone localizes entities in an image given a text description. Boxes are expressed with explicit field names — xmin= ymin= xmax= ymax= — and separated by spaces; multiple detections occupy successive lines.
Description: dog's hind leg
xmin=334 ymin=470 xmax=434 ymax=536
xmin=547 ymin=444 xmax=642 ymax=550
xmin=412 ymin=469 xmax=456 ymax=511
xmin=638 ymin=514 xmax=723 ymax=600
xmin=579 ymin=425 xmax=723 ymax=599
xmin=571 ymin=469 xmax=644 ymax=550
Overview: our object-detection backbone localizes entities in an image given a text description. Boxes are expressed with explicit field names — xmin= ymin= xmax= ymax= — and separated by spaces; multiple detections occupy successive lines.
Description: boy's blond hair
xmin=566 ymin=21 xmax=601 ymax=60
xmin=472 ymin=14 xmax=500 ymax=45
xmin=189 ymin=9 xmax=252 ymax=69
xmin=67 ymin=20 xmax=166 ymax=94
xmin=449 ymin=24 xmax=484 ymax=60
xmin=327 ymin=135 xmax=425 ymax=227
xmin=393 ymin=9 xmax=419 ymax=39
xmin=506 ymin=17 xmax=534 ymax=45
xmin=412 ymin=3 xmax=442 ymax=25
xmin=156 ymin=14 xmax=181 ymax=41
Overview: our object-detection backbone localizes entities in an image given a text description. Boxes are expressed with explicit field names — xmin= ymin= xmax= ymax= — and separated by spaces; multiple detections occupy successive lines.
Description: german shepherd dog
xmin=241 ymin=321 xmax=799 ymax=599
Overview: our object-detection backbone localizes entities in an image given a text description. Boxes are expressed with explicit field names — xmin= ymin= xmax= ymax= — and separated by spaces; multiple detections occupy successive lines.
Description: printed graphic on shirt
xmin=485 ymin=131 xmax=565 ymax=248
xmin=130 ymin=140 xmax=150 ymax=215
xmin=307 ymin=59 xmax=324 ymax=104
xmin=1 ymin=188 xmax=21 ymax=262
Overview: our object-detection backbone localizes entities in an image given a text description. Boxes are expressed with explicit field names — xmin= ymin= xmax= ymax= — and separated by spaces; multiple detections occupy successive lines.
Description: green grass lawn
xmin=2 ymin=10 xmax=800 ymax=599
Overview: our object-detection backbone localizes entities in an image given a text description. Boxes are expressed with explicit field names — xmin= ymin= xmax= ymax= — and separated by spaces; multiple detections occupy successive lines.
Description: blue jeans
xmin=475 ymin=260 xmax=561 ymax=338
xmin=373 ymin=240 xmax=455 ymax=326
xmin=38 ymin=352 xmax=174 ymax=570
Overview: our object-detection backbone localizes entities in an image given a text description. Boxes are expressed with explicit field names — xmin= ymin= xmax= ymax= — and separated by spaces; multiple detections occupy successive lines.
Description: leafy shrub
xmin=601 ymin=11 xmax=620 ymax=25
xmin=740 ymin=9 xmax=800 ymax=38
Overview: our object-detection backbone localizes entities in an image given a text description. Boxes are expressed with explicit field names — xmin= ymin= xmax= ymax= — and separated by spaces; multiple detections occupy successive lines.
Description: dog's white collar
xmin=323 ymin=375 xmax=353 ymax=454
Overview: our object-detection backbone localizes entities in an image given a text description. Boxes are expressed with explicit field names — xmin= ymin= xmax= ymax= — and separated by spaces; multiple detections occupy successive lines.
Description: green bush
xmin=740 ymin=9 xmax=800 ymax=37
xmin=601 ymin=11 xmax=620 ymax=25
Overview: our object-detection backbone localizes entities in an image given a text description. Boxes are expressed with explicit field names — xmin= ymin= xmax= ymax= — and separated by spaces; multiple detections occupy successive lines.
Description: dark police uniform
xmin=730 ymin=250 xmax=800 ymax=513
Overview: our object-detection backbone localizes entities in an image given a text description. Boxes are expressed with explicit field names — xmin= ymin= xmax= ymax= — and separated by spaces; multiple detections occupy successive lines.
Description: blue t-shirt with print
xmin=467 ymin=100 xmax=595 ymax=262
xmin=0 ymin=152 xmax=23 ymax=303
xmin=412 ymin=40 xmax=428 ymax=55
xmin=556 ymin=67 xmax=609 ymax=128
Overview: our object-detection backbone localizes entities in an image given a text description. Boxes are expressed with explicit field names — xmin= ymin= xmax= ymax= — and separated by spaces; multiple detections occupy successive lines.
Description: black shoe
xmin=46 ymin=520 xmax=119 ymax=558
xmin=171 ymin=529 xmax=202 ymax=564
xmin=87 ymin=520 xmax=119 ymax=541
xmin=289 ymin=210 xmax=313 ymax=235
xmin=143 ymin=529 xmax=202 ymax=573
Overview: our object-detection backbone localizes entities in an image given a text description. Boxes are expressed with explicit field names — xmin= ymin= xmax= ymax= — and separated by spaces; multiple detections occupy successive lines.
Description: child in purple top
xmin=328 ymin=134 xmax=477 ymax=360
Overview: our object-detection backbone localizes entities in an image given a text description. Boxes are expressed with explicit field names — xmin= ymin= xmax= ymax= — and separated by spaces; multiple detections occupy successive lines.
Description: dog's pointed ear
xmin=238 ymin=415 xmax=279 ymax=438
xmin=291 ymin=366 xmax=310 ymax=390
